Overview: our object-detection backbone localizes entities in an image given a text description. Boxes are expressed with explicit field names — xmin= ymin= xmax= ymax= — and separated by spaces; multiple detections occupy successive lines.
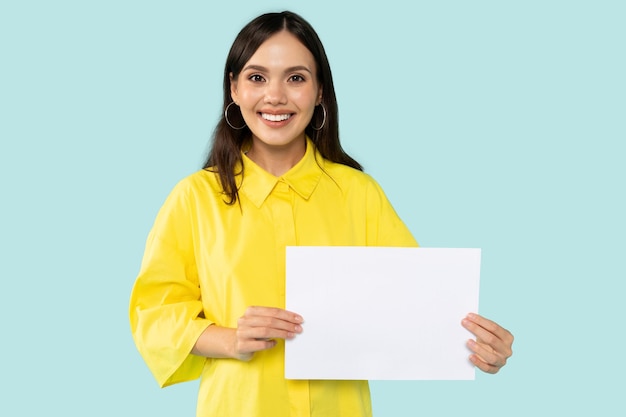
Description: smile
xmin=260 ymin=113 xmax=292 ymax=122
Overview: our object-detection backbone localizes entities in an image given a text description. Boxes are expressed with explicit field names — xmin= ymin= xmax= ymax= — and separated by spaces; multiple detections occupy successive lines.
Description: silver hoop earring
xmin=225 ymin=102 xmax=247 ymax=130
xmin=311 ymin=103 xmax=326 ymax=131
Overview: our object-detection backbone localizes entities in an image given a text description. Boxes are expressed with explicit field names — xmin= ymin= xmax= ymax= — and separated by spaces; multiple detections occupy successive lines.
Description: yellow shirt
xmin=129 ymin=139 xmax=417 ymax=417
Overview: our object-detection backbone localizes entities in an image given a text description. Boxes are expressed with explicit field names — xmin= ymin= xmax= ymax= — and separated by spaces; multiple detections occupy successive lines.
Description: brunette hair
xmin=203 ymin=10 xmax=362 ymax=204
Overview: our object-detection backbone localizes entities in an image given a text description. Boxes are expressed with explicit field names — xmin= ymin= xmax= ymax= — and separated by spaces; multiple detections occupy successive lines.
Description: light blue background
xmin=1 ymin=1 xmax=624 ymax=416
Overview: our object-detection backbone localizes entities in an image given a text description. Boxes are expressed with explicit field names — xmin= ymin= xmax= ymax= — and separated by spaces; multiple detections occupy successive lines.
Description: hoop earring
xmin=225 ymin=102 xmax=247 ymax=130
xmin=311 ymin=103 xmax=326 ymax=131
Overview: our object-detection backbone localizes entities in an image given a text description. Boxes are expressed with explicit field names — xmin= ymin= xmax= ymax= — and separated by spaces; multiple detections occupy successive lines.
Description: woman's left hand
xmin=461 ymin=313 xmax=514 ymax=374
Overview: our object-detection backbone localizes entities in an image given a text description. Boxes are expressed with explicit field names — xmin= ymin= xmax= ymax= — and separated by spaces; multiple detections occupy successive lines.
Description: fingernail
xmin=467 ymin=339 xmax=476 ymax=347
xmin=467 ymin=313 xmax=477 ymax=319
xmin=295 ymin=325 xmax=302 ymax=332
xmin=295 ymin=315 xmax=304 ymax=323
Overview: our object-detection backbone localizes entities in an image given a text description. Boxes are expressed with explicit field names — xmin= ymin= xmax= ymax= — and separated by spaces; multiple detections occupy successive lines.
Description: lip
xmin=258 ymin=111 xmax=295 ymax=125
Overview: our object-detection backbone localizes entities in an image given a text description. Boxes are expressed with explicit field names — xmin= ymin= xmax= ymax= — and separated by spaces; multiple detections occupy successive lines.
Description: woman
xmin=129 ymin=10 xmax=513 ymax=417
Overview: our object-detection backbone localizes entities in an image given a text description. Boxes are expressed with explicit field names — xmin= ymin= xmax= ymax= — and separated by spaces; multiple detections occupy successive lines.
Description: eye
xmin=248 ymin=74 xmax=265 ymax=82
xmin=289 ymin=74 xmax=306 ymax=82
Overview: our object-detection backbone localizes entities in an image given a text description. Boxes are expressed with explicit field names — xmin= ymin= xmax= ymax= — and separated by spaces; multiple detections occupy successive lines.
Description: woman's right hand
xmin=192 ymin=306 xmax=304 ymax=361
xmin=233 ymin=306 xmax=304 ymax=361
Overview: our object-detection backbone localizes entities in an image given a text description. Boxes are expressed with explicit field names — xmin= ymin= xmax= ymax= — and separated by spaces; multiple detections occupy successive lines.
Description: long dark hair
xmin=203 ymin=11 xmax=362 ymax=204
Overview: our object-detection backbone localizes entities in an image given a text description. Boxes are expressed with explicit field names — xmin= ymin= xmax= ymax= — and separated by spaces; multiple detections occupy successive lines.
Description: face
xmin=230 ymin=30 xmax=322 ymax=154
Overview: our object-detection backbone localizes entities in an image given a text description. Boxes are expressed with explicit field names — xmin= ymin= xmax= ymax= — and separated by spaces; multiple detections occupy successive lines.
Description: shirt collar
xmin=239 ymin=137 xmax=325 ymax=208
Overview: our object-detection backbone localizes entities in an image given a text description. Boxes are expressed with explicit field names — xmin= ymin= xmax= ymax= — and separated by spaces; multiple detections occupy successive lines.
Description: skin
xmin=229 ymin=30 xmax=322 ymax=177
xmin=462 ymin=313 xmax=514 ymax=374
xmin=193 ymin=30 xmax=515 ymax=372
xmin=192 ymin=306 xmax=303 ymax=361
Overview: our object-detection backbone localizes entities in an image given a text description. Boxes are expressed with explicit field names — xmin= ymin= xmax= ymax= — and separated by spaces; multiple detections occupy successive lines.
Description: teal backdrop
xmin=1 ymin=1 xmax=624 ymax=416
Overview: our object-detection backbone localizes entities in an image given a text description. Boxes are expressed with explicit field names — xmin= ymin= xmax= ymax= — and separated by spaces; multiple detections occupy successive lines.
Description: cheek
xmin=292 ymin=91 xmax=317 ymax=110
xmin=239 ymin=88 xmax=262 ymax=105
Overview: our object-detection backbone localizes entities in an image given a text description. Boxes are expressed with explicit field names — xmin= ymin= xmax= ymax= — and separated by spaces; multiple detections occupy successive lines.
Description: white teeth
xmin=261 ymin=113 xmax=291 ymax=122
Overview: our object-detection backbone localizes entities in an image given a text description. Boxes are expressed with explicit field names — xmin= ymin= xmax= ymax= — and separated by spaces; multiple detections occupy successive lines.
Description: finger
xmin=462 ymin=319 xmax=506 ymax=351
xmin=461 ymin=316 xmax=512 ymax=358
xmin=244 ymin=306 xmax=304 ymax=324
xmin=235 ymin=338 xmax=278 ymax=359
xmin=468 ymin=353 xmax=502 ymax=374
xmin=464 ymin=313 xmax=514 ymax=345
xmin=466 ymin=339 xmax=507 ymax=368
xmin=238 ymin=315 xmax=303 ymax=336
xmin=237 ymin=324 xmax=300 ymax=341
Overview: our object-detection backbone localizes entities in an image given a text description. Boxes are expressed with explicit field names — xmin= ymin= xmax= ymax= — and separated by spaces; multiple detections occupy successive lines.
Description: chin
xmin=252 ymin=132 xmax=306 ymax=149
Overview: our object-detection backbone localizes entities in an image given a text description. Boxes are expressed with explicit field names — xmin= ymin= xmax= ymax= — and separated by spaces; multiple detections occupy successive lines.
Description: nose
xmin=264 ymin=80 xmax=287 ymax=105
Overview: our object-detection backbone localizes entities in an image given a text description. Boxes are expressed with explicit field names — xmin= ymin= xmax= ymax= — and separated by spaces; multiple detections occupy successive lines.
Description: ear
xmin=229 ymin=72 xmax=239 ymax=103
xmin=317 ymin=85 xmax=323 ymax=105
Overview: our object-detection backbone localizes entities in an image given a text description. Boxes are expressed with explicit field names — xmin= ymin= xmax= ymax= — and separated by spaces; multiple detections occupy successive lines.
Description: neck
xmin=246 ymin=139 xmax=306 ymax=177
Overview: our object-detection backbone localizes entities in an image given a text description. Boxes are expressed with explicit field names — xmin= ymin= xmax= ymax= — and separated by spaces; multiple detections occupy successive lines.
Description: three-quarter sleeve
xmin=365 ymin=177 xmax=419 ymax=247
xmin=129 ymin=181 xmax=213 ymax=387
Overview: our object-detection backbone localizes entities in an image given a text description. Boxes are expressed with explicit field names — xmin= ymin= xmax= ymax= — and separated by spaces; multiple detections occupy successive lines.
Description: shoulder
xmin=159 ymin=169 xmax=224 ymax=211
xmin=321 ymin=158 xmax=376 ymax=185
xmin=170 ymin=169 xmax=221 ymax=197
xmin=320 ymin=159 xmax=384 ymax=194
xmin=319 ymin=158 xmax=399 ymax=212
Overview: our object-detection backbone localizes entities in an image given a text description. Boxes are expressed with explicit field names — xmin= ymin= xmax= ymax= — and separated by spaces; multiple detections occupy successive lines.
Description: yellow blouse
xmin=129 ymin=139 xmax=417 ymax=417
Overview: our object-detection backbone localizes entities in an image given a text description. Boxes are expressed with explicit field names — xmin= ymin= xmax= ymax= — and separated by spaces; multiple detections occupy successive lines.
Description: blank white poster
xmin=285 ymin=247 xmax=481 ymax=380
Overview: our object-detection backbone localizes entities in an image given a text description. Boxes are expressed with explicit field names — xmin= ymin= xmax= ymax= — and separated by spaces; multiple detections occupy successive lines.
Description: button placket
xmin=268 ymin=180 xmax=310 ymax=416
xmin=269 ymin=180 xmax=297 ymax=297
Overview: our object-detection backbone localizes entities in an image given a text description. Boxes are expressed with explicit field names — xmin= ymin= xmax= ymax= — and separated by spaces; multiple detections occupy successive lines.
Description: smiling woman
xmin=204 ymin=11 xmax=362 ymax=206
xmin=230 ymin=31 xmax=322 ymax=175
xmin=128 ymin=10 xmax=513 ymax=417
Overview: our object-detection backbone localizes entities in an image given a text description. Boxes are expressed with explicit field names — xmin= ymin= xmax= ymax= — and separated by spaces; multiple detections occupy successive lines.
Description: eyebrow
xmin=242 ymin=65 xmax=313 ymax=75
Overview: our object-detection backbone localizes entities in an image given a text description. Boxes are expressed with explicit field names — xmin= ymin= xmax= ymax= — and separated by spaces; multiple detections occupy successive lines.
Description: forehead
xmin=245 ymin=31 xmax=316 ymax=70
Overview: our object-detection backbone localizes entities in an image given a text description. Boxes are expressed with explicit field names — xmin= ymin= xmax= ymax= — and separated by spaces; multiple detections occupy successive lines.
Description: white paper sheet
xmin=285 ymin=247 xmax=480 ymax=380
